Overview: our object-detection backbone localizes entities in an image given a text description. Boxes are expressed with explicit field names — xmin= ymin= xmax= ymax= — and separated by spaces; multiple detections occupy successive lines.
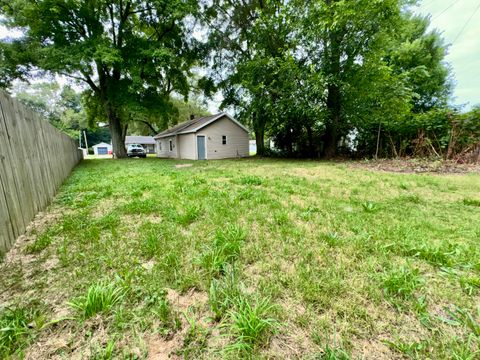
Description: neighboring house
xmin=92 ymin=142 xmax=112 ymax=155
xmin=154 ymin=113 xmax=249 ymax=160
xmin=125 ymin=136 xmax=156 ymax=154
xmin=249 ymin=140 xmax=257 ymax=155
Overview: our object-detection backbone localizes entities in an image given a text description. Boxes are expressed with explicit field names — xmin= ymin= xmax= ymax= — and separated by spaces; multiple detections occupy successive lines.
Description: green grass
xmin=0 ymin=157 xmax=479 ymax=358
xmin=68 ymin=282 xmax=126 ymax=319
xmin=0 ymin=307 xmax=42 ymax=357
xmin=224 ymin=295 xmax=278 ymax=352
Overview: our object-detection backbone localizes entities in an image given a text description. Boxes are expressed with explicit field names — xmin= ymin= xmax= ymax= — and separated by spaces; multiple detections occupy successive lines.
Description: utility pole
xmin=83 ymin=130 xmax=88 ymax=152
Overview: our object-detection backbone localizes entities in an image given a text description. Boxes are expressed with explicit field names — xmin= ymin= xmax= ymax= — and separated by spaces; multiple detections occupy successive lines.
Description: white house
xmin=92 ymin=142 xmax=112 ymax=155
xmin=154 ymin=113 xmax=249 ymax=160
xmin=125 ymin=136 xmax=156 ymax=154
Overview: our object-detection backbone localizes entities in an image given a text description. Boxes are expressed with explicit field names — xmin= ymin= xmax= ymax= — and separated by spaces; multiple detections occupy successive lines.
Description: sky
xmin=0 ymin=1 xmax=478 ymax=112
xmin=414 ymin=0 xmax=480 ymax=110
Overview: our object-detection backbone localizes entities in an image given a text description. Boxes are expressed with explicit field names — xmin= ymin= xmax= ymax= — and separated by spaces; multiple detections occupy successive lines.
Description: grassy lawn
xmin=1 ymin=158 xmax=479 ymax=359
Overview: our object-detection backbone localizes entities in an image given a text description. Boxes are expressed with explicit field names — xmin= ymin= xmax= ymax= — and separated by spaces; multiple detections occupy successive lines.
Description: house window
xmin=222 ymin=135 xmax=227 ymax=145
xmin=159 ymin=141 xmax=162 ymax=151
xmin=169 ymin=139 xmax=173 ymax=151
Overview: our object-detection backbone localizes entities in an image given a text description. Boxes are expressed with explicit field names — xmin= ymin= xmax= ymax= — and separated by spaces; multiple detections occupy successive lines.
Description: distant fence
xmin=0 ymin=90 xmax=82 ymax=254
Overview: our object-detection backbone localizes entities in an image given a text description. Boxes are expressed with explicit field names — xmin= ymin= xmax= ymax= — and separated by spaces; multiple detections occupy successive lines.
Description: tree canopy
xmin=1 ymin=0 xmax=203 ymax=157
xmin=1 ymin=0 xmax=474 ymax=160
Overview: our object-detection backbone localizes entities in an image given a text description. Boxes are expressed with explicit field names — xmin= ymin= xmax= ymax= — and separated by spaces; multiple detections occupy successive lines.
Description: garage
xmin=92 ymin=142 xmax=112 ymax=155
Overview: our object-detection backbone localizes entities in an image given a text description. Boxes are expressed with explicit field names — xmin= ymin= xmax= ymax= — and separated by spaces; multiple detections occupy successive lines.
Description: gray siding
xmin=156 ymin=136 xmax=177 ymax=158
xmin=178 ymin=133 xmax=196 ymax=160
xmin=155 ymin=115 xmax=249 ymax=160
xmin=201 ymin=116 xmax=249 ymax=159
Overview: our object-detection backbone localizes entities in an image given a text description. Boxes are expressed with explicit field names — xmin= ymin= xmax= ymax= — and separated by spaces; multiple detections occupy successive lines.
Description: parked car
xmin=127 ymin=144 xmax=147 ymax=158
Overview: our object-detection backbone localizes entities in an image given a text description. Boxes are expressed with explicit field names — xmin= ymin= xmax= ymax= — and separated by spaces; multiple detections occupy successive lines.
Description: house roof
xmin=125 ymin=136 xmax=155 ymax=145
xmin=92 ymin=142 xmax=112 ymax=148
xmin=154 ymin=113 xmax=249 ymax=139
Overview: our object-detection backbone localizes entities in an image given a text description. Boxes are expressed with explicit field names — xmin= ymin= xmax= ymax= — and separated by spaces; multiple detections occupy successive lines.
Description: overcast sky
xmin=414 ymin=0 xmax=480 ymax=110
xmin=1 ymin=0 xmax=478 ymax=112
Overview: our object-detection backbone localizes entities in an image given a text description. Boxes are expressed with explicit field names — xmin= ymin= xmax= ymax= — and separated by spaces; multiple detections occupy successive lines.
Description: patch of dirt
xmin=142 ymin=260 xmax=156 ymax=272
xmin=91 ymin=197 xmax=121 ymax=218
xmin=268 ymin=332 xmax=317 ymax=359
xmin=350 ymin=158 xmax=480 ymax=174
xmin=24 ymin=330 xmax=72 ymax=360
xmin=351 ymin=337 xmax=399 ymax=360
xmin=42 ymin=257 xmax=60 ymax=271
xmin=147 ymin=336 xmax=182 ymax=360
xmin=3 ymin=209 xmax=64 ymax=266
xmin=166 ymin=288 xmax=208 ymax=313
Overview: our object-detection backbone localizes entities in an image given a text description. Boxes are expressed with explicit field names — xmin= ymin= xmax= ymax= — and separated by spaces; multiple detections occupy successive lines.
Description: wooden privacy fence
xmin=0 ymin=90 xmax=83 ymax=254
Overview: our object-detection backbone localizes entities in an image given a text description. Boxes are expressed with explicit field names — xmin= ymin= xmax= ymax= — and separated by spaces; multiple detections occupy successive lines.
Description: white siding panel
xmin=156 ymin=136 xmax=178 ymax=158
xmin=178 ymin=133 xmax=196 ymax=160
xmin=202 ymin=116 xmax=249 ymax=159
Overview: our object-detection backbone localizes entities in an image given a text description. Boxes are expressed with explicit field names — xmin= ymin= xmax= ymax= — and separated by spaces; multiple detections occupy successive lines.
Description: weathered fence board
xmin=0 ymin=90 xmax=82 ymax=254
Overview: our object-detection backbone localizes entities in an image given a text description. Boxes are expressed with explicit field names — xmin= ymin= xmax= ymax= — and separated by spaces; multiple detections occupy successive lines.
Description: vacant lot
xmin=1 ymin=158 xmax=479 ymax=359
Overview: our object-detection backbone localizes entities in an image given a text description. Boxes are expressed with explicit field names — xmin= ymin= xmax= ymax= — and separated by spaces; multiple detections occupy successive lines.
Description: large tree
xmin=0 ymin=0 xmax=201 ymax=157
xmin=206 ymin=0 xmax=292 ymax=156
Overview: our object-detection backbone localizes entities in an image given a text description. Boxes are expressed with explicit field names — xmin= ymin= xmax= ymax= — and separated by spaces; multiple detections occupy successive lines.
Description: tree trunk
xmin=323 ymin=18 xmax=342 ymax=158
xmin=324 ymin=83 xmax=341 ymax=158
xmin=306 ymin=125 xmax=314 ymax=158
xmin=108 ymin=111 xmax=127 ymax=158
xmin=255 ymin=129 xmax=265 ymax=156
xmin=253 ymin=111 xmax=266 ymax=156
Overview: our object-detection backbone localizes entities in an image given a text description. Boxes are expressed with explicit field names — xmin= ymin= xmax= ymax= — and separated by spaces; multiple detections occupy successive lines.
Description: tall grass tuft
xmin=68 ymin=282 xmax=125 ymax=319
xmin=200 ymin=225 xmax=246 ymax=276
xmin=318 ymin=345 xmax=351 ymax=360
xmin=25 ymin=232 xmax=53 ymax=254
xmin=209 ymin=266 xmax=241 ymax=321
xmin=0 ymin=307 xmax=37 ymax=357
xmin=225 ymin=296 xmax=278 ymax=352
xmin=381 ymin=265 xmax=423 ymax=301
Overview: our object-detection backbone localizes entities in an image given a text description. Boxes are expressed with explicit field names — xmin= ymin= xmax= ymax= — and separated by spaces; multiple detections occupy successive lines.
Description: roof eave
xmin=186 ymin=113 xmax=250 ymax=133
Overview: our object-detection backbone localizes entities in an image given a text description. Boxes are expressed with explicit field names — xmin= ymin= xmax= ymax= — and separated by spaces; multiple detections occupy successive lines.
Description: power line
xmin=432 ymin=0 xmax=461 ymax=20
xmin=451 ymin=2 xmax=480 ymax=45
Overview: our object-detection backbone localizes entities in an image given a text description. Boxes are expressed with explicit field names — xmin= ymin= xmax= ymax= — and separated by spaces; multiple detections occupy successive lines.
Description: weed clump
xmin=200 ymin=225 xmax=246 ymax=277
xmin=381 ymin=265 xmax=423 ymax=302
xmin=463 ymin=198 xmax=480 ymax=207
xmin=68 ymin=282 xmax=125 ymax=319
xmin=0 ymin=307 xmax=39 ymax=357
xmin=224 ymin=295 xmax=278 ymax=353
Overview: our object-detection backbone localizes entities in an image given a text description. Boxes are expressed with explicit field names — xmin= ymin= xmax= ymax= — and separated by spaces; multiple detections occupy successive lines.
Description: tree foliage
xmin=0 ymin=0 xmax=203 ymax=157
xmin=12 ymin=81 xmax=110 ymax=144
xmin=1 ymin=0 xmax=471 ymax=160
xmin=206 ymin=0 xmax=455 ymax=158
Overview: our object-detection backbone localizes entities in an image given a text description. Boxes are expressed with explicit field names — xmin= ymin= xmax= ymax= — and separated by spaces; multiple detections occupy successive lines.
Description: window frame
xmin=169 ymin=139 xmax=173 ymax=151
xmin=222 ymin=135 xmax=227 ymax=145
